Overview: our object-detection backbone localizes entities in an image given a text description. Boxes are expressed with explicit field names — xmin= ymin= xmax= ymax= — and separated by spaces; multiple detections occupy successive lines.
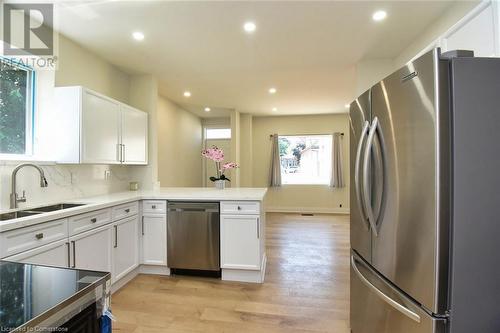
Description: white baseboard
xmin=139 ymin=265 xmax=171 ymax=276
xmin=221 ymin=253 xmax=267 ymax=283
xmin=111 ymin=267 xmax=139 ymax=294
xmin=266 ymin=206 xmax=350 ymax=214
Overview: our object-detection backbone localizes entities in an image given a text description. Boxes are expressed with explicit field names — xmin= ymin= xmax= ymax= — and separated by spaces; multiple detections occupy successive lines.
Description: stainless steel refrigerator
xmin=349 ymin=48 xmax=500 ymax=333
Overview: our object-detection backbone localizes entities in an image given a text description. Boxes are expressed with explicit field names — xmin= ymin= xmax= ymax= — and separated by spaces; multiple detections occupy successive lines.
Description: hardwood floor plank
xmin=112 ymin=212 xmax=350 ymax=333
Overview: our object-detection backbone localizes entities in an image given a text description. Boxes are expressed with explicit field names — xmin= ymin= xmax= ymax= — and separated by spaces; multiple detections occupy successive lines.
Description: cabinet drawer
xmin=221 ymin=201 xmax=260 ymax=215
xmin=112 ymin=201 xmax=139 ymax=221
xmin=68 ymin=209 xmax=111 ymax=236
xmin=142 ymin=200 xmax=166 ymax=214
xmin=0 ymin=219 xmax=68 ymax=258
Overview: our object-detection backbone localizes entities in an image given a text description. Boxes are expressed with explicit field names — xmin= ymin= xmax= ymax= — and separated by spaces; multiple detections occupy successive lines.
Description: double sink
xmin=0 ymin=203 xmax=87 ymax=221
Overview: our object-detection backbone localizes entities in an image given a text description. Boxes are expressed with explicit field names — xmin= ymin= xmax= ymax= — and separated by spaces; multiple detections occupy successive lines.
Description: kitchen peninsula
xmin=0 ymin=188 xmax=268 ymax=292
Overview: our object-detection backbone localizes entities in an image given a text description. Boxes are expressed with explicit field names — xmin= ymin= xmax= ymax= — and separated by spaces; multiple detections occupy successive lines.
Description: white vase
xmin=214 ymin=180 xmax=225 ymax=189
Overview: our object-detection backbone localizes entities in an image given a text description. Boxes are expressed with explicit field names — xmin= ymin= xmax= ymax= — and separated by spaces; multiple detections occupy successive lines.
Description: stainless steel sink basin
xmin=30 ymin=203 xmax=86 ymax=212
xmin=0 ymin=210 xmax=42 ymax=221
xmin=0 ymin=203 xmax=87 ymax=221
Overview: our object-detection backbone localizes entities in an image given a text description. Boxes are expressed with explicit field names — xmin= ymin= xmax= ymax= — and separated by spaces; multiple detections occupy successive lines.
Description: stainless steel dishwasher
xmin=167 ymin=202 xmax=220 ymax=272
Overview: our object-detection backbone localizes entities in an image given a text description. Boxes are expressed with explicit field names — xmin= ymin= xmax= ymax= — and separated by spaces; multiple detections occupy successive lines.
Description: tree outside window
xmin=0 ymin=61 xmax=34 ymax=156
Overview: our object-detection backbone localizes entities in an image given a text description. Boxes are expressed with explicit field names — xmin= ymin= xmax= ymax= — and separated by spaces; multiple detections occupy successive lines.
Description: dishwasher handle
xmin=168 ymin=202 xmax=219 ymax=213
xmin=169 ymin=208 xmax=219 ymax=213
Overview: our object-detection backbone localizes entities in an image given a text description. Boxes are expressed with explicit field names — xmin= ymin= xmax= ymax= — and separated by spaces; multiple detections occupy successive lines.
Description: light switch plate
xmin=104 ymin=170 xmax=111 ymax=180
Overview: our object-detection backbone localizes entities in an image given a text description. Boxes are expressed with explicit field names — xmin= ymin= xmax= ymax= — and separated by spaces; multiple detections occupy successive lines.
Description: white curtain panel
xmin=330 ymin=132 xmax=345 ymax=188
xmin=269 ymin=134 xmax=282 ymax=187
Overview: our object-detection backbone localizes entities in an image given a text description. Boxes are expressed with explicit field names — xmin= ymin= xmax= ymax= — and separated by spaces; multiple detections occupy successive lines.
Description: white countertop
xmin=0 ymin=187 xmax=268 ymax=232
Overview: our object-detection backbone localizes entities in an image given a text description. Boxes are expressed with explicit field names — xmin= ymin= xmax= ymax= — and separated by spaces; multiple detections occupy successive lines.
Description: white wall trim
xmin=266 ymin=206 xmax=350 ymax=215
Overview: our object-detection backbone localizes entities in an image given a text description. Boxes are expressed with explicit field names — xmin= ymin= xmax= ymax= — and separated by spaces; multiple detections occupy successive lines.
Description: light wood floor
xmin=112 ymin=213 xmax=350 ymax=333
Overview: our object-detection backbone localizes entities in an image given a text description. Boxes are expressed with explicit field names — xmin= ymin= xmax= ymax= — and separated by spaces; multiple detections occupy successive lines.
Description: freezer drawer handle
xmin=351 ymin=255 xmax=421 ymax=323
xmin=355 ymin=120 xmax=370 ymax=229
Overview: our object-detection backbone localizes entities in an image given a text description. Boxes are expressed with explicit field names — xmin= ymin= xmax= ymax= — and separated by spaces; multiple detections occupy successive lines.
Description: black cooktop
xmin=0 ymin=261 xmax=109 ymax=331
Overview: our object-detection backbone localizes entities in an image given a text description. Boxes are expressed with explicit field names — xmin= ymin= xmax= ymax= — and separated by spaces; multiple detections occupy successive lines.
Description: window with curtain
xmin=278 ymin=135 xmax=332 ymax=185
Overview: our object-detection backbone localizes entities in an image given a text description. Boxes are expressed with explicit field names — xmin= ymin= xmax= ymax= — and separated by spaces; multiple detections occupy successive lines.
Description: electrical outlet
xmin=104 ymin=170 xmax=111 ymax=180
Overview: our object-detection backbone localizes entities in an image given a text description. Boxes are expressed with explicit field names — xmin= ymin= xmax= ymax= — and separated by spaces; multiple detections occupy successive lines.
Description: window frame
xmin=0 ymin=58 xmax=36 ymax=160
xmin=204 ymin=127 xmax=232 ymax=140
xmin=278 ymin=134 xmax=333 ymax=186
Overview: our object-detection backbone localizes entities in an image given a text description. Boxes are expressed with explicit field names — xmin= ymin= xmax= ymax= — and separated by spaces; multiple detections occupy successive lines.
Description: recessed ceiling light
xmin=345 ymin=104 xmax=350 ymax=108
xmin=132 ymin=31 xmax=145 ymax=41
xmin=204 ymin=107 xmax=211 ymax=112
xmin=269 ymin=87 xmax=277 ymax=94
xmin=372 ymin=10 xmax=387 ymax=22
xmin=244 ymin=21 xmax=256 ymax=33
xmin=272 ymin=107 xmax=277 ymax=112
xmin=183 ymin=91 xmax=191 ymax=97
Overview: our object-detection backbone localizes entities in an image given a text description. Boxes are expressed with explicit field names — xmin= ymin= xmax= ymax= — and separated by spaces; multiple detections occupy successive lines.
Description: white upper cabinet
xmin=121 ymin=104 xmax=148 ymax=164
xmin=82 ymin=90 xmax=121 ymax=164
xmin=442 ymin=2 xmax=498 ymax=57
xmin=53 ymin=86 xmax=148 ymax=165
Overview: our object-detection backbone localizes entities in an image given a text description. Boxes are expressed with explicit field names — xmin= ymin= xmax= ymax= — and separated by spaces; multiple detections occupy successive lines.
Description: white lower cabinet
xmin=141 ymin=215 xmax=167 ymax=265
xmin=4 ymin=239 xmax=69 ymax=268
xmin=112 ymin=216 xmax=139 ymax=282
xmin=220 ymin=214 xmax=261 ymax=270
xmin=69 ymin=225 xmax=112 ymax=274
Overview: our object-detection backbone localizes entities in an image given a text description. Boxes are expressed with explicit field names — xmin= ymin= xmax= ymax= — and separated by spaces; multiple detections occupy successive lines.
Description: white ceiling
xmin=53 ymin=1 xmax=458 ymax=117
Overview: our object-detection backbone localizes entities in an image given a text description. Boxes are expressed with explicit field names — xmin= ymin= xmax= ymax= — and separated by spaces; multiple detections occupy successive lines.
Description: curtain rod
xmin=269 ymin=132 xmax=344 ymax=138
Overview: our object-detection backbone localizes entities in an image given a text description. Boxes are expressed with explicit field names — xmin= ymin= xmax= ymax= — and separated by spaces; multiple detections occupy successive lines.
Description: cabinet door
xmin=220 ymin=215 xmax=261 ymax=270
xmin=70 ymin=225 xmax=112 ymax=273
xmin=81 ymin=90 xmax=121 ymax=164
xmin=112 ymin=216 xmax=139 ymax=282
xmin=121 ymin=105 xmax=148 ymax=165
xmin=4 ymin=239 xmax=69 ymax=268
xmin=443 ymin=3 xmax=497 ymax=57
xmin=141 ymin=215 xmax=167 ymax=265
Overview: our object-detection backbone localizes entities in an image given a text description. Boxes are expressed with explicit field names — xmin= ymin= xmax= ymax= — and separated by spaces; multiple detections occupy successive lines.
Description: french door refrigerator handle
xmin=362 ymin=117 xmax=379 ymax=236
xmin=371 ymin=118 xmax=388 ymax=229
xmin=351 ymin=254 xmax=421 ymax=323
xmin=355 ymin=121 xmax=370 ymax=229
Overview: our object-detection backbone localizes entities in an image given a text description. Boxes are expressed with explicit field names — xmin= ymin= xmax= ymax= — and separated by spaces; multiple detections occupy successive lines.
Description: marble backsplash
xmin=0 ymin=162 xmax=137 ymax=211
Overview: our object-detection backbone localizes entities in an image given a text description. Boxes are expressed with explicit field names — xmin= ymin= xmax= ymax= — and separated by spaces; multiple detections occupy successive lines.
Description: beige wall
xmin=252 ymin=114 xmax=349 ymax=213
xmin=355 ymin=59 xmax=394 ymax=96
xmin=55 ymin=35 xmax=130 ymax=103
xmin=157 ymin=96 xmax=203 ymax=187
xmin=239 ymin=114 xmax=253 ymax=187
xmin=394 ymin=1 xmax=479 ymax=68
xmin=128 ymin=74 xmax=159 ymax=190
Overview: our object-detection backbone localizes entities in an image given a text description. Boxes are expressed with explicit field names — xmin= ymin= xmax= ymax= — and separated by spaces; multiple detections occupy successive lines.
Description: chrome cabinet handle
xmin=122 ymin=144 xmax=126 ymax=163
xmin=256 ymin=218 xmax=260 ymax=239
xmin=362 ymin=117 xmax=387 ymax=237
xmin=355 ymin=121 xmax=370 ymax=229
xmin=90 ymin=218 xmax=97 ymax=223
xmin=151 ymin=205 xmax=156 ymax=209
xmin=35 ymin=233 xmax=44 ymax=240
xmin=71 ymin=241 xmax=76 ymax=268
xmin=141 ymin=216 xmax=145 ymax=236
xmin=114 ymin=225 xmax=118 ymax=248
xmin=351 ymin=254 xmax=420 ymax=323
xmin=66 ymin=242 xmax=71 ymax=268
xmin=117 ymin=143 xmax=122 ymax=162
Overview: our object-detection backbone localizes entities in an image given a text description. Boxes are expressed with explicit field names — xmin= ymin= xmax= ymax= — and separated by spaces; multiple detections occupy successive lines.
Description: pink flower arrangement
xmin=201 ymin=146 xmax=238 ymax=182
xmin=201 ymin=146 xmax=224 ymax=162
